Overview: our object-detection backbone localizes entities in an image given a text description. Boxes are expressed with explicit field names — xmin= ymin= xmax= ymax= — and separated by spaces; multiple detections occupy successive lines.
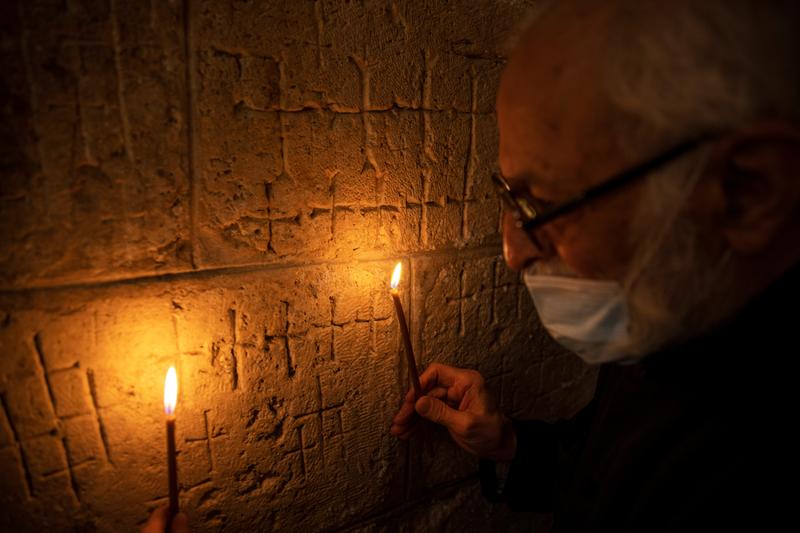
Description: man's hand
xmin=141 ymin=506 xmax=190 ymax=533
xmin=390 ymin=363 xmax=517 ymax=462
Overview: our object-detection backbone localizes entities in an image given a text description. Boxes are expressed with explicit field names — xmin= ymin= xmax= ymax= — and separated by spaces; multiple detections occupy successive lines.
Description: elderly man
xmin=391 ymin=0 xmax=799 ymax=530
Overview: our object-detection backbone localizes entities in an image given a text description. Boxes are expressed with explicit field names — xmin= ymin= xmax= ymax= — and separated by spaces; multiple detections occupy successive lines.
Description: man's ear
xmin=710 ymin=121 xmax=800 ymax=254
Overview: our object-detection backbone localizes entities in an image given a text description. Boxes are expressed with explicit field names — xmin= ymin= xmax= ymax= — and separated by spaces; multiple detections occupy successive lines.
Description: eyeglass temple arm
xmin=520 ymin=138 xmax=705 ymax=230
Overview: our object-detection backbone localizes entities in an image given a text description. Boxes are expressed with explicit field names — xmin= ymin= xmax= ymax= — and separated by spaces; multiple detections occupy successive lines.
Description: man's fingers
xmin=419 ymin=364 xmax=483 ymax=396
xmin=419 ymin=363 xmax=462 ymax=389
xmin=141 ymin=506 xmax=190 ymax=533
xmin=391 ymin=397 xmax=422 ymax=437
xmin=392 ymin=401 xmax=417 ymax=427
xmin=392 ymin=385 xmax=458 ymax=438
xmin=391 ymin=418 xmax=420 ymax=438
xmin=415 ymin=396 xmax=470 ymax=433
xmin=404 ymin=386 xmax=416 ymax=403
xmin=142 ymin=506 xmax=168 ymax=533
xmin=423 ymin=386 xmax=448 ymax=401
xmin=394 ymin=386 xmax=451 ymax=423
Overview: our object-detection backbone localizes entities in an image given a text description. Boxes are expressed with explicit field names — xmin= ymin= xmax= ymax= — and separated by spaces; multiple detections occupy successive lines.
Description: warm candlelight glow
xmin=390 ymin=262 xmax=402 ymax=290
xmin=164 ymin=366 xmax=178 ymax=416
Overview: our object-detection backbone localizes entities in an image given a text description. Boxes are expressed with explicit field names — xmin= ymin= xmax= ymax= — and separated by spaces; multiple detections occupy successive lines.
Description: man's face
xmin=497 ymin=5 xmax=646 ymax=281
xmin=497 ymin=2 xmax=800 ymax=357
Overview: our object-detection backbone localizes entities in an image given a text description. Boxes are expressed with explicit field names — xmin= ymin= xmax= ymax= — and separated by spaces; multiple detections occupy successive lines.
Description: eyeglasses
xmin=492 ymin=137 xmax=707 ymax=245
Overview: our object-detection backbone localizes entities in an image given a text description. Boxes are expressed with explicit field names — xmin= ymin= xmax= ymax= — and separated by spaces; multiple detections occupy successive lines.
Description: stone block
xmin=493 ymin=283 xmax=520 ymax=325
xmin=49 ymin=369 xmax=92 ymax=418
xmin=374 ymin=320 xmax=395 ymax=359
xmin=333 ymin=322 xmax=371 ymax=363
xmin=475 ymin=61 xmax=505 ymax=114
xmin=378 ymin=204 xmax=422 ymax=255
xmin=1 ymin=0 xmax=190 ymax=289
xmin=179 ymin=440 xmax=212 ymax=489
xmin=62 ymin=415 xmax=103 ymax=465
xmin=194 ymin=45 xmax=283 ymax=266
xmin=94 ymin=298 xmax=177 ymax=371
xmin=426 ymin=112 xmax=470 ymax=203
xmin=21 ymin=433 xmax=67 ymax=477
xmin=173 ymin=291 xmax=225 ymax=357
xmin=37 ymin=312 xmax=94 ymax=371
xmin=0 ymin=313 xmax=41 ymax=377
xmin=0 ymin=447 xmax=28 ymax=505
xmin=235 ymin=55 xmax=281 ymax=111
xmin=281 ymin=44 xmax=361 ymax=112
xmin=175 ymin=408 xmax=209 ymax=444
xmin=321 ymin=408 xmax=344 ymax=440
xmin=77 ymin=45 xmax=118 ymax=106
xmin=425 ymin=201 xmax=463 ymax=249
xmin=0 ymin=400 xmax=13 ymax=448
xmin=32 ymin=468 xmax=80 ymax=512
xmin=370 ymin=40 xmax=423 ymax=110
xmin=285 ymin=111 xmax=363 ymax=210
xmin=331 ymin=290 xmax=365 ymax=325
xmin=4 ymin=375 xmax=56 ymax=439
xmin=333 ymin=206 xmax=381 ymax=256
xmin=429 ymin=51 xmax=473 ymax=112
xmin=290 ymin=327 xmax=333 ymax=370
xmin=473 ymin=114 xmax=501 ymax=198
xmin=371 ymin=110 xmax=424 ymax=203
xmin=465 ymin=198 xmax=501 ymax=246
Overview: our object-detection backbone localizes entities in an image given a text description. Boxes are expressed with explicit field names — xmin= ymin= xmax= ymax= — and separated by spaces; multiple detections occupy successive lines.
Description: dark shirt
xmin=481 ymin=265 xmax=797 ymax=531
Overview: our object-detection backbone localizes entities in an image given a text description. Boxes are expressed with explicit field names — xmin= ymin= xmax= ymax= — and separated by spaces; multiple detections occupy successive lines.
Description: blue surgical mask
xmin=523 ymin=272 xmax=631 ymax=364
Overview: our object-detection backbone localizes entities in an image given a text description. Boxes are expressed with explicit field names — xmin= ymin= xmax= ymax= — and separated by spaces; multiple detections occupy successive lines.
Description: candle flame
xmin=164 ymin=366 xmax=178 ymax=416
xmin=390 ymin=262 xmax=402 ymax=290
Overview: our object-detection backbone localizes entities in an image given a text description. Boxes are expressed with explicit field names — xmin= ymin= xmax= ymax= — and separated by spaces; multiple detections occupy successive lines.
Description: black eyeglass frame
xmin=492 ymin=137 xmax=709 ymax=235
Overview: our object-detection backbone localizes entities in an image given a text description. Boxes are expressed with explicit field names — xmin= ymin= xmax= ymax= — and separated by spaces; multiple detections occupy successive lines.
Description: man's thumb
xmin=416 ymin=396 xmax=457 ymax=427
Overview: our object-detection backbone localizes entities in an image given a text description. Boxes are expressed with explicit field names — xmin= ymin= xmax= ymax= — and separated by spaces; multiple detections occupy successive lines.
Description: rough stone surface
xmin=0 ymin=0 xmax=191 ymax=288
xmin=0 ymin=1 xmax=596 ymax=531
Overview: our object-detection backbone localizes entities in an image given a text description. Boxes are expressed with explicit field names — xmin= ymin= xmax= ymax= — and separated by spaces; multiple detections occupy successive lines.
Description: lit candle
xmin=390 ymin=262 xmax=422 ymax=398
xmin=163 ymin=366 xmax=179 ymax=525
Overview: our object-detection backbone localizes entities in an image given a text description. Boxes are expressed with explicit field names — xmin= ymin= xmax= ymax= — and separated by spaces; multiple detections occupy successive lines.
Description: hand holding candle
xmin=390 ymin=262 xmax=422 ymax=399
xmin=163 ymin=367 xmax=179 ymax=526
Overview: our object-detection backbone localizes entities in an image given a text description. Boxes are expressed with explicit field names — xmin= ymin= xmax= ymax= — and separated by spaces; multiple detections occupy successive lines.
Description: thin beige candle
xmin=390 ymin=262 xmax=422 ymax=398
xmin=163 ymin=367 xmax=179 ymax=527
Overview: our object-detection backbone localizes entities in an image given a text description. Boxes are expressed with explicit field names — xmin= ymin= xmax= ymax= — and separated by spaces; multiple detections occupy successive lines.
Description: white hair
xmin=619 ymin=148 xmax=736 ymax=357
xmin=601 ymin=0 xmax=800 ymax=355
xmin=602 ymin=0 xmax=800 ymax=156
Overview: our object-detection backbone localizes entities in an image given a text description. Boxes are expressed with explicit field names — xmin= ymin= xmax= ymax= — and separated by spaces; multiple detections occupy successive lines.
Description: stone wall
xmin=0 ymin=1 xmax=595 ymax=531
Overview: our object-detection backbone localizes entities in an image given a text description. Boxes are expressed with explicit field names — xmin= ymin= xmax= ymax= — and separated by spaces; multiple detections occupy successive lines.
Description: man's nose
xmin=502 ymin=212 xmax=546 ymax=272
